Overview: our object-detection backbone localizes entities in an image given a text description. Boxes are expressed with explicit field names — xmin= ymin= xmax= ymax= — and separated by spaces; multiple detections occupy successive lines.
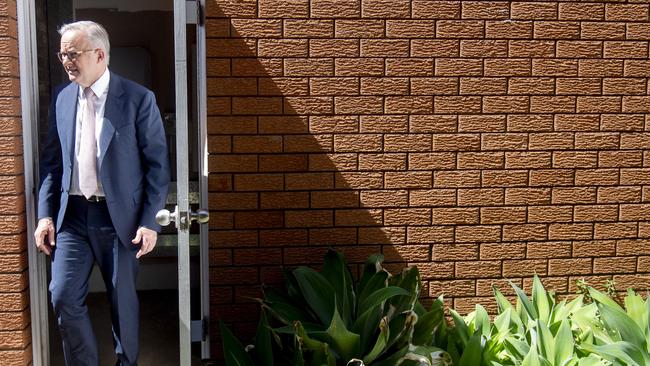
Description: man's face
xmin=59 ymin=30 xmax=105 ymax=87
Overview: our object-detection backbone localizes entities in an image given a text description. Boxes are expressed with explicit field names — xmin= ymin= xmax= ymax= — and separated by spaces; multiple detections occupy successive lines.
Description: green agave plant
xmin=448 ymin=275 xmax=610 ymax=366
xmin=220 ymin=249 xmax=453 ymax=366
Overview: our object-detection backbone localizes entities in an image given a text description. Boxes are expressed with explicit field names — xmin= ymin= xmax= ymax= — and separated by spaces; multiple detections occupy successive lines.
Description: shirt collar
xmin=78 ymin=68 xmax=110 ymax=99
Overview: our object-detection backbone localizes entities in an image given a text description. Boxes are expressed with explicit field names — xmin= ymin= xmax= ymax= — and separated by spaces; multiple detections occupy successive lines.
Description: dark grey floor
xmin=49 ymin=290 xmax=202 ymax=365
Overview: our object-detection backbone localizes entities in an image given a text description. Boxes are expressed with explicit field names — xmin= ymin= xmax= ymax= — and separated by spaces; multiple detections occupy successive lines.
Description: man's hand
xmin=132 ymin=226 xmax=158 ymax=258
xmin=34 ymin=218 xmax=55 ymax=255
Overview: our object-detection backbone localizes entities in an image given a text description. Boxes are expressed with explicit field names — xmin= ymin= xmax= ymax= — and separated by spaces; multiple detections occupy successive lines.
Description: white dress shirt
xmin=69 ymin=68 xmax=110 ymax=197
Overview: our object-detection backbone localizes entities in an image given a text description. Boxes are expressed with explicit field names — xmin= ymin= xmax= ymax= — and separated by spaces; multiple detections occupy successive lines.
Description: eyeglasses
xmin=56 ymin=49 xmax=97 ymax=62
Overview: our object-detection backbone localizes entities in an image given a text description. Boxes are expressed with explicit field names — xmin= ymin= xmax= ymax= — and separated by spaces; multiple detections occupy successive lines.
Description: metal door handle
xmin=156 ymin=206 xmax=178 ymax=226
xmin=190 ymin=209 xmax=209 ymax=224
xmin=156 ymin=206 xmax=209 ymax=228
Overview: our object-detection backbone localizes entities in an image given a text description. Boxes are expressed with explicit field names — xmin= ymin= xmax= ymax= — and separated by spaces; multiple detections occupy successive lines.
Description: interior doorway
xmin=33 ymin=0 xmax=206 ymax=364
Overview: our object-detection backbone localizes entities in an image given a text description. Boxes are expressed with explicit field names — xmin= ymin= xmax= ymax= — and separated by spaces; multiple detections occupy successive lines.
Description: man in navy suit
xmin=34 ymin=20 xmax=170 ymax=366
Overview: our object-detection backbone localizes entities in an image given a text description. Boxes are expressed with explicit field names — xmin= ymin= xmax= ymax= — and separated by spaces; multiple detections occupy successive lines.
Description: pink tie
xmin=78 ymin=87 xmax=97 ymax=199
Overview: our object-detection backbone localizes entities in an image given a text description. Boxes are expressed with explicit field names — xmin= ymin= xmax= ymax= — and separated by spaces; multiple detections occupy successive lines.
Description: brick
xmin=599 ymin=151 xmax=642 ymax=168
xmin=625 ymin=61 xmax=650 ymax=78
xmin=257 ymin=39 xmax=307 ymax=57
xmin=258 ymin=0 xmax=307 ymax=17
xmin=410 ymin=115 xmax=457 ymax=133
xmin=413 ymin=0 xmax=460 ymax=19
xmin=508 ymin=114 xmax=554 ymax=132
xmin=234 ymin=211 xmax=284 ymax=229
xmin=361 ymin=0 xmax=410 ymax=18
xmin=456 ymin=226 xmax=501 ymax=243
xmin=334 ymin=134 xmax=381 ymax=152
xmin=209 ymin=155 xmax=257 ymax=173
xmin=458 ymin=115 xmax=505 ymax=133
xmin=232 ymin=97 xmax=282 ymax=115
xmin=553 ymin=151 xmax=598 ymax=168
xmin=432 ymin=208 xmax=479 ymax=225
xmin=387 ymin=59 xmax=434 ymax=77
xmin=460 ymin=40 xmax=507 ymax=57
xmin=559 ymin=3 xmax=604 ymax=21
xmin=627 ymin=23 xmax=650 ymax=40
xmin=232 ymin=58 xmax=283 ymax=77
xmin=231 ymin=19 xmax=282 ymax=38
xmin=503 ymin=259 xmax=548 ymax=277
xmin=580 ymin=60 xmax=623 ymax=77
xmin=385 ymin=171 xmax=432 ymax=189
xmin=387 ymin=20 xmax=436 ymax=38
xmin=384 ymin=208 xmax=431 ymax=226
xmin=311 ymin=0 xmax=360 ymax=18
xmin=620 ymin=168 xmax=650 ymax=185
xmin=531 ymin=96 xmax=576 ymax=113
xmin=358 ymin=153 xmax=406 ymax=170
xmin=360 ymin=78 xmax=408 ymax=96
xmin=458 ymin=188 xmax=504 ymax=206
xmin=481 ymin=170 xmax=529 ymax=187
xmin=361 ymin=190 xmax=408 ymax=208
xmin=434 ymin=170 xmax=481 ymax=188
xmin=357 ymin=227 xmax=405 ymax=245
xmin=410 ymin=189 xmax=457 ymax=207
xmin=480 ymin=242 xmax=526 ymax=260
xmin=528 ymin=205 xmax=573 ymax=223
xmin=436 ymin=58 xmax=482 ymax=76
xmin=429 ymin=279 xmax=476 ymax=297
xmin=336 ymin=172 xmax=382 ymax=189
xmin=505 ymin=188 xmax=550 ymax=205
xmin=621 ymin=133 xmax=650 ymax=149
xmin=418 ymin=262 xmax=455 ymax=279
xmin=482 ymin=133 xmax=528 ymax=150
xmin=574 ymin=240 xmax=616 ymax=257
xmin=408 ymin=153 xmax=456 ymax=170
xmin=385 ymin=97 xmax=433 ymax=114
xmin=437 ymin=20 xmax=484 ymax=38
xmin=433 ymin=244 xmax=479 ymax=261
xmin=284 ymin=58 xmax=333 ymax=77
xmin=549 ymin=259 xmax=592 ymax=276
xmin=511 ymin=2 xmax=557 ymax=20
xmin=259 ymin=77 xmax=309 ymax=96
xmin=310 ymin=77 xmax=358 ymax=96
xmin=606 ymin=4 xmax=649 ymax=21
xmin=335 ymin=58 xmax=384 ymax=76
xmin=486 ymin=20 xmax=532 ymax=39
xmin=310 ymin=116 xmax=358 ymax=133
xmin=552 ymin=187 xmax=597 ymax=204
xmin=598 ymin=187 xmax=642 ymax=204
xmin=484 ymin=96 xmax=530 ymax=113
xmin=433 ymin=134 xmax=480 ymax=151
xmin=259 ymin=154 xmax=307 ymax=172
xmin=508 ymin=77 xmax=555 ymax=95
xmin=575 ymin=169 xmax=619 ymax=186
xmin=311 ymin=191 xmax=359 ymax=209
xmin=335 ymin=19 xmax=384 ymax=38
xmin=530 ymin=169 xmax=575 ymax=187
xmin=334 ymin=97 xmax=383 ymax=114
xmin=620 ymin=204 xmax=650 ymax=221
xmin=485 ymin=58 xmax=531 ymax=76
xmin=310 ymin=39 xmax=359 ymax=57
xmin=384 ymin=134 xmax=432 ymax=152
xmin=412 ymin=40 xmax=460 ymax=58
xmin=601 ymin=114 xmax=645 ymax=131
xmin=594 ymin=257 xmax=636 ymax=274
xmin=594 ymin=222 xmax=638 ymax=240
xmin=455 ymin=260 xmax=502 ymax=278
xmin=458 ymin=152 xmax=504 ymax=169
xmin=534 ymin=21 xmax=580 ymax=39
xmin=505 ymin=152 xmax=552 ymax=170
xmin=410 ymin=77 xmax=459 ymax=95
xmin=407 ymin=226 xmax=455 ymax=243
xmin=603 ymin=78 xmax=646 ymax=96
xmin=285 ymin=210 xmax=332 ymax=228
xmin=208 ymin=0 xmax=257 ymax=17
xmin=556 ymin=78 xmax=602 ymax=95
xmin=234 ymin=174 xmax=282 ymax=192
xmin=232 ymin=136 xmax=282 ymax=153
xmin=361 ymin=39 xmax=409 ymax=57
xmin=530 ymin=169 xmax=574 ymax=187
xmin=384 ymin=244 xmax=428 ymax=262
xmin=481 ymin=207 xmax=526 ymax=224
xmin=581 ymin=22 xmax=626 ymax=40
xmin=309 ymin=153 xmax=357 ymax=171
xmin=435 ymin=96 xmax=481 ymax=114
xmin=549 ymin=224 xmax=593 ymax=240
xmin=604 ymin=41 xmax=648 ymax=59
xmin=574 ymin=205 xmax=619 ymax=222
xmin=623 ymin=97 xmax=650 ymax=113
xmin=533 ymin=59 xmax=577 ymax=77
xmin=460 ymin=77 xmax=506 ymax=95
xmin=503 ymin=224 xmax=547 ymax=242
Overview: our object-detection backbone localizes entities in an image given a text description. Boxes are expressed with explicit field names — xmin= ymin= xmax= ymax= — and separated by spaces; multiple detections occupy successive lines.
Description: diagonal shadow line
xmin=204 ymin=8 xmax=424 ymax=355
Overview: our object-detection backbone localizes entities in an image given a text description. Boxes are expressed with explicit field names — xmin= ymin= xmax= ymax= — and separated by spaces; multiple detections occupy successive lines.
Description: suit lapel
xmin=57 ymin=83 xmax=78 ymax=170
xmin=99 ymin=72 xmax=125 ymax=171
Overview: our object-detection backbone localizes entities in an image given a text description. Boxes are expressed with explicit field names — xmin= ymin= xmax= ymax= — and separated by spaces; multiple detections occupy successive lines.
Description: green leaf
xmin=554 ymin=319 xmax=574 ymax=366
xmin=325 ymin=306 xmax=361 ymax=362
xmin=591 ymin=288 xmax=646 ymax=349
xmin=580 ymin=341 xmax=645 ymax=366
xmin=254 ymin=312 xmax=274 ymax=366
xmin=357 ymin=270 xmax=390 ymax=314
xmin=412 ymin=300 xmax=446 ymax=346
xmin=536 ymin=319 xmax=555 ymax=362
xmin=262 ymin=287 xmax=315 ymax=325
xmin=294 ymin=321 xmax=336 ymax=366
xmin=474 ymin=304 xmax=491 ymax=339
xmin=322 ymin=249 xmax=356 ymax=327
xmin=522 ymin=346 xmax=541 ymax=366
xmin=388 ymin=266 xmax=421 ymax=314
xmin=493 ymin=287 xmax=513 ymax=314
xmin=511 ymin=280 xmax=538 ymax=320
xmin=293 ymin=266 xmax=337 ymax=325
xmin=450 ymin=309 xmax=469 ymax=349
xmin=363 ymin=316 xmax=389 ymax=364
xmin=532 ymin=275 xmax=551 ymax=325
xmin=359 ymin=286 xmax=410 ymax=315
xmin=458 ymin=333 xmax=483 ymax=366
xmin=624 ymin=289 xmax=647 ymax=338
xmin=219 ymin=321 xmax=255 ymax=366
xmin=357 ymin=253 xmax=385 ymax=296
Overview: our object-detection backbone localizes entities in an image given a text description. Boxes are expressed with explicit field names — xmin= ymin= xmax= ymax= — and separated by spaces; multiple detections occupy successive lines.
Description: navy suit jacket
xmin=38 ymin=72 xmax=170 ymax=247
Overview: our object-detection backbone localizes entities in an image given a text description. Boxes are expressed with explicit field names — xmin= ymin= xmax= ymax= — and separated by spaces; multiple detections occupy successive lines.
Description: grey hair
xmin=58 ymin=21 xmax=110 ymax=65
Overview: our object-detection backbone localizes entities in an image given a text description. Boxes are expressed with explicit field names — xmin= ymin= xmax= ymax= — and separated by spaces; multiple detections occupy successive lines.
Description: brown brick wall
xmin=0 ymin=0 xmax=31 ymax=364
xmin=206 ymin=0 xmax=650 ymax=349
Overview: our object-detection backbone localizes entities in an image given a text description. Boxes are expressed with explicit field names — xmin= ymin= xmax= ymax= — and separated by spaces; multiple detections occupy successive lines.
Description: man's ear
xmin=96 ymin=48 xmax=106 ymax=63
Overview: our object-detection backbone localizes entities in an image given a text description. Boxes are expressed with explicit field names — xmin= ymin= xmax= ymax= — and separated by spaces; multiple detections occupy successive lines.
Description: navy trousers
xmin=50 ymin=195 xmax=139 ymax=366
